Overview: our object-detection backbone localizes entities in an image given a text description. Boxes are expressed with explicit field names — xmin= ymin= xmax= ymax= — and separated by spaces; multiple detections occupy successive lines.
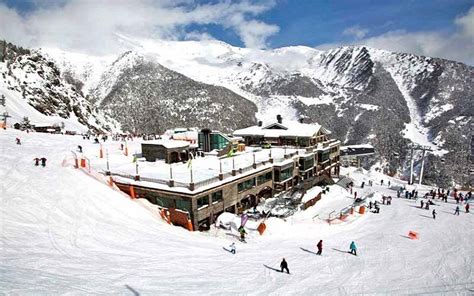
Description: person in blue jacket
xmin=350 ymin=241 xmax=357 ymax=256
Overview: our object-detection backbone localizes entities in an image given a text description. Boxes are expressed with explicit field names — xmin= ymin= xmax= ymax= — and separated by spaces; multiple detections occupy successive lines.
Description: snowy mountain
xmin=3 ymin=38 xmax=471 ymax=185
xmin=0 ymin=41 xmax=117 ymax=133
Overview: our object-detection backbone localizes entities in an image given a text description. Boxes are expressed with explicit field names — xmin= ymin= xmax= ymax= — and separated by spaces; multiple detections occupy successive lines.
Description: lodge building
xmin=111 ymin=118 xmax=341 ymax=231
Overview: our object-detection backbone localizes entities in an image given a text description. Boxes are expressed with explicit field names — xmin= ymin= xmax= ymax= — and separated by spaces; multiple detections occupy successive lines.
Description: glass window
xmin=156 ymin=195 xmax=174 ymax=208
xmin=197 ymin=195 xmax=209 ymax=209
xmin=212 ymin=191 xmax=223 ymax=203
xmin=280 ymin=167 xmax=293 ymax=181
xmin=300 ymin=157 xmax=314 ymax=171
xmin=210 ymin=133 xmax=230 ymax=150
xmin=176 ymin=199 xmax=191 ymax=212
xmin=238 ymin=178 xmax=256 ymax=192
xmin=274 ymin=165 xmax=293 ymax=182
xmin=257 ymin=171 xmax=272 ymax=185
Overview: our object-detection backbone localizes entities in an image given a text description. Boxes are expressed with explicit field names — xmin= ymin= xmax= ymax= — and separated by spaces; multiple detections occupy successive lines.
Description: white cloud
xmin=0 ymin=0 xmax=279 ymax=54
xmin=342 ymin=26 xmax=369 ymax=40
xmin=318 ymin=7 xmax=474 ymax=65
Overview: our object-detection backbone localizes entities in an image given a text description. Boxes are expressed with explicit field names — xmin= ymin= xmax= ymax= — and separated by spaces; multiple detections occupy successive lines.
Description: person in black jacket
xmin=317 ymin=240 xmax=323 ymax=255
xmin=280 ymin=258 xmax=289 ymax=274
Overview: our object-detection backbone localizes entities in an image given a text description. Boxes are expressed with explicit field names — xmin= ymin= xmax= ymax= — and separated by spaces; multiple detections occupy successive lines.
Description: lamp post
xmin=105 ymin=149 xmax=110 ymax=175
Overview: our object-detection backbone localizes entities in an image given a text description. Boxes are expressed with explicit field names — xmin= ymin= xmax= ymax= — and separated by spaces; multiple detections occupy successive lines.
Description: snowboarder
xmin=40 ymin=157 xmax=47 ymax=167
xmin=16 ymin=137 xmax=21 ymax=145
xmin=280 ymin=258 xmax=290 ymax=274
xmin=454 ymin=206 xmax=460 ymax=215
xmin=381 ymin=180 xmax=384 ymax=186
xmin=33 ymin=158 xmax=40 ymax=166
xmin=229 ymin=242 xmax=236 ymax=254
xmin=349 ymin=241 xmax=357 ymax=256
xmin=420 ymin=200 xmax=424 ymax=209
xmin=388 ymin=180 xmax=391 ymax=187
xmin=238 ymin=226 xmax=247 ymax=242
xmin=432 ymin=209 xmax=436 ymax=219
xmin=317 ymin=240 xmax=323 ymax=255
xmin=466 ymin=203 xmax=470 ymax=213
xmin=78 ymin=145 xmax=83 ymax=153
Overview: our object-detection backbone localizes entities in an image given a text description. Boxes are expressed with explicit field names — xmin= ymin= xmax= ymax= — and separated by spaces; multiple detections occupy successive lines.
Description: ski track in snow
xmin=1 ymin=129 xmax=473 ymax=295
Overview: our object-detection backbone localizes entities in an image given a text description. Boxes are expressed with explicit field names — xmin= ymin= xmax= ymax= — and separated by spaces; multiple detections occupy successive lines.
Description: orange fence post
xmin=129 ymin=185 xmax=136 ymax=199
xmin=74 ymin=158 xmax=79 ymax=168
xmin=350 ymin=207 xmax=354 ymax=215
xmin=257 ymin=222 xmax=266 ymax=235
xmin=99 ymin=148 xmax=103 ymax=158
xmin=359 ymin=206 xmax=365 ymax=214
xmin=124 ymin=147 xmax=128 ymax=156
xmin=108 ymin=176 xmax=114 ymax=187
xmin=80 ymin=158 xmax=86 ymax=168
xmin=187 ymin=219 xmax=193 ymax=231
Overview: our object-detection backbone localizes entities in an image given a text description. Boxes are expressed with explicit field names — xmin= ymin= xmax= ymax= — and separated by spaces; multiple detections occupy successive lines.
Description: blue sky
xmin=0 ymin=0 xmax=473 ymax=63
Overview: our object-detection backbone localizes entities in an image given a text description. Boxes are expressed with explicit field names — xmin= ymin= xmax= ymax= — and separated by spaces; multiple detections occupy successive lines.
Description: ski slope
xmin=1 ymin=129 xmax=473 ymax=295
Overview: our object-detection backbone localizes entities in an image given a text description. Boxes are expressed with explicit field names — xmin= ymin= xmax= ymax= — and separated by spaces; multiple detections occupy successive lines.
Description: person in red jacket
xmin=317 ymin=240 xmax=323 ymax=255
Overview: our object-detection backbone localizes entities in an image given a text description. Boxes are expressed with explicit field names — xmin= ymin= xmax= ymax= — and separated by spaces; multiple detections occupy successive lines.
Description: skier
xmin=374 ymin=204 xmax=380 ymax=213
xmin=238 ymin=226 xmax=247 ymax=242
xmin=78 ymin=145 xmax=83 ymax=153
xmin=40 ymin=157 xmax=47 ymax=167
xmin=432 ymin=209 xmax=436 ymax=219
xmin=420 ymin=200 xmax=424 ymax=209
xmin=280 ymin=258 xmax=290 ymax=274
xmin=466 ymin=203 xmax=470 ymax=213
xmin=454 ymin=206 xmax=460 ymax=215
xmin=33 ymin=158 xmax=40 ymax=166
xmin=317 ymin=240 xmax=323 ymax=255
xmin=349 ymin=241 xmax=357 ymax=256
xmin=16 ymin=137 xmax=21 ymax=145
xmin=229 ymin=242 xmax=236 ymax=254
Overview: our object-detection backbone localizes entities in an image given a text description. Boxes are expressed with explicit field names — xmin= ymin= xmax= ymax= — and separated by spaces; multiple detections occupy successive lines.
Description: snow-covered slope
xmin=1 ymin=129 xmax=473 ymax=294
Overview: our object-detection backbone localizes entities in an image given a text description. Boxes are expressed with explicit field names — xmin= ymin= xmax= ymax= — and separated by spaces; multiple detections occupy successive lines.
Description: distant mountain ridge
xmin=1 ymin=38 xmax=472 ymax=186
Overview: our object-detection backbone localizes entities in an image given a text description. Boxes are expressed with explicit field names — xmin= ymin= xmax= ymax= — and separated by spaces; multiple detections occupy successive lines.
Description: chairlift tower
xmin=408 ymin=144 xmax=433 ymax=185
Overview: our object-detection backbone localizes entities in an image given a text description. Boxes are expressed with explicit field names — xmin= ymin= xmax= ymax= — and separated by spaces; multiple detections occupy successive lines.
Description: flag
xmin=241 ymin=214 xmax=248 ymax=227
xmin=226 ymin=146 xmax=234 ymax=158
xmin=187 ymin=152 xmax=194 ymax=169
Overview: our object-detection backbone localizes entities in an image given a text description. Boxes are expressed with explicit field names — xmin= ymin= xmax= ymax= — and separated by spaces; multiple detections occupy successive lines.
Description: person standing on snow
xmin=78 ymin=145 xmax=83 ymax=153
xmin=16 ymin=138 xmax=21 ymax=145
xmin=349 ymin=241 xmax=357 ymax=256
xmin=317 ymin=240 xmax=323 ymax=255
xmin=238 ymin=226 xmax=247 ymax=242
xmin=381 ymin=180 xmax=384 ymax=186
xmin=432 ymin=209 xmax=437 ymax=219
xmin=465 ymin=203 xmax=470 ymax=213
xmin=454 ymin=206 xmax=460 ymax=215
xmin=40 ymin=157 xmax=47 ymax=167
xmin=280 ymin=258 xmax=290 ymax=274
xmin=420 ymin=200 xmax=424 ymax=209
xmin=33 ymin=158 xmax=40 ymax=166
